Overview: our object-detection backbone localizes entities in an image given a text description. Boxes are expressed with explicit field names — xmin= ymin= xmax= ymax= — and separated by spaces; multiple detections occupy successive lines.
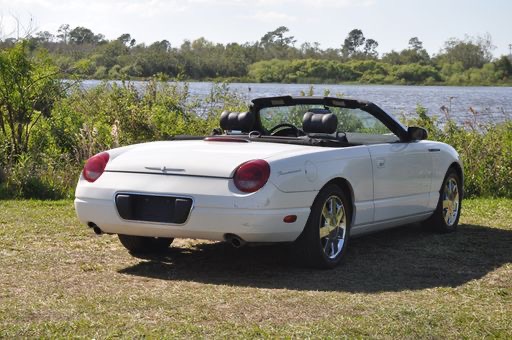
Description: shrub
xmin=0 ymin=79 xmax=246 ymax=199
xmin=392 ymin=63 xmax=441 ymax=84
xmin=0 ymin=41 xmax=63 ymax=158
xmin=1 ymin=153 xmax=74 ymax=199
xmin=1 ymin=68 xmax=510 ymax=199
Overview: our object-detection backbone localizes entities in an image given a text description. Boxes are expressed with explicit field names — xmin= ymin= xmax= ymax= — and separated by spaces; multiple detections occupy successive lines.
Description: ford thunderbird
xmin=75 ymin=96 xmax=463 ymax=268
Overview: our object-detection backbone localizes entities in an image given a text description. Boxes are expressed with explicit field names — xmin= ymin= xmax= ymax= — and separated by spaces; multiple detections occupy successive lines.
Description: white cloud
xmin=1 ymin=0 xmax=188 ymax=17
xmin=0 ymin=0 xmax=189 ymax=39
xmin=0 ymin=0 xmax=375 ymax=20
xmin=120 ymin=1 xmax=188 ymax=17
xmin=171 ymin=0 xmax=375 ymax=8
xmin=250 ymin=10 xmax=297 ymax=23
xmin=59 ymin=0 xmax=188 ymax=16
xmin=249 ymin=0 xmax=375 ymax=7
xmin=0 ymin=0 xmax=52 ymax=7
xmin=305 ymin=0 xmax=375 ymax=8
xmin=188 ymin=0 xmax=245 ymax=4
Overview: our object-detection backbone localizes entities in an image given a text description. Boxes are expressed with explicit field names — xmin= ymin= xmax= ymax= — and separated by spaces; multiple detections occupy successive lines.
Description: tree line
xmin=0 ymin=40 xmax=511 ymax=199
xmin=0 ymin=25 xmax=511 ymax=84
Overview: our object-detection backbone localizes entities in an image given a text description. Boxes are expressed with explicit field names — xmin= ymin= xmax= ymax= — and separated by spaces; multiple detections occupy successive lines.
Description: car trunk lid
xmin=106 ymin=139 xmax=307 ymax=178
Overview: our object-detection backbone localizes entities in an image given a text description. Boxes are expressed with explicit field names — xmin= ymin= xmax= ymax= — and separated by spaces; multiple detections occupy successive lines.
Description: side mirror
xmin=407 ymin=126 xmax=428 ymax=141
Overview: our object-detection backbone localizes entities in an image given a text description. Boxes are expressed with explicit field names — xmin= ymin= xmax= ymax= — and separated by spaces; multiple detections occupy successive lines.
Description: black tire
xmin=423 ymin=168 xmax=462 ymax=233
xmin=118 ymin=234 xmax=173 ymax=254
xmin=292 ymin=184 xmax=351 ymax=269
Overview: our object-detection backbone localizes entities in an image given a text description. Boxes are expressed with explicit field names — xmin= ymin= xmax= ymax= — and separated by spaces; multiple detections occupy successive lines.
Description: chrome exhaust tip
xmin=224 ymin=234 xmax=246 ymax=248
xmin=88 ymin=222 xmax=103 ymax=235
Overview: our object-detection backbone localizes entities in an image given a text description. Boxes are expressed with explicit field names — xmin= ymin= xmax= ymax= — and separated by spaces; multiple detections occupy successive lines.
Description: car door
xmin=368 ymin=141 xmax=433 ymax=222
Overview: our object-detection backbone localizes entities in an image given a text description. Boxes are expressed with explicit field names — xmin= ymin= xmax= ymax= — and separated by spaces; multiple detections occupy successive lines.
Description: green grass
xmin=0 ymin=198 xmax=511 ymax=338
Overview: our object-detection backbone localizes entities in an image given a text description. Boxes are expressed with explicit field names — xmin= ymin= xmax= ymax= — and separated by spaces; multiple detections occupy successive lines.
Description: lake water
xmin=81 ymin=80 xmax=512 ymax=125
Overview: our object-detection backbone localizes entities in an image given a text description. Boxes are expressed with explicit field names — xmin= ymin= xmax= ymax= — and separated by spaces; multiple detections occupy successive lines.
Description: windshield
xmin=259 ymin=105 xmax=391 ymax=135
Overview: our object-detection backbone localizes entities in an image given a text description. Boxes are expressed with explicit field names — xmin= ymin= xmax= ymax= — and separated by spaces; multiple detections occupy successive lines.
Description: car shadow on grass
xmin=118 ymin=223 xmax=512 ymax=292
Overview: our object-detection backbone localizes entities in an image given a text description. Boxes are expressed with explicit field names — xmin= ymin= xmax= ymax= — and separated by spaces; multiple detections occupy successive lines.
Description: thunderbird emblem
xmin=144 ymin=166 xmax=185 ymax=172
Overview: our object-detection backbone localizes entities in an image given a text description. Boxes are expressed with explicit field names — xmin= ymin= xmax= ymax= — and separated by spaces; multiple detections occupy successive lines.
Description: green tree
xmin=382 ymin=37 xmax=430 ymax=65
xmin=260 ymin=26 xmax=296 ymax=49
xmin=33 ymin=31 xmax=55 ymax=43
xmin=57 ymin=24 xmax=70 ymax=44
xmin=69 ymin=26 xmax=104 ymax=45
xmin=494 ymin=55 xmax=512 ymax=79
xmin=259 ymin=26 xmax=296 ymax=59
xmin=392 ymin=63 xmax=440 ymax=83
xmin=94 ymin=40 xmax=129 ymax=69
xmin=436 ymin=35 xmax=494 ymax=70
xmin=300 ymin=42 xmax=322 ymax=58
xmin=341 ymin=29 xmax=379 ymax=60
xmin=116 ymin=33 xmax=135 ymax=47
xmin=341 ymin=29 xmax=365 ymax=58
xmin=381 ymin=50 xmax=401 ymax=65
xmin=363 ymin=39 xmax=379 ymax=58
xmin=0 ymin=41 xmax=62 ymax=158
xmin=408 ymin=37 xmax=423 ymax=50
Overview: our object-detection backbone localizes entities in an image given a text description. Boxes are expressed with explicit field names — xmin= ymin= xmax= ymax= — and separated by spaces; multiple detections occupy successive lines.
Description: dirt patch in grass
xmin=0 ymin=199 xmax=511 ymax=338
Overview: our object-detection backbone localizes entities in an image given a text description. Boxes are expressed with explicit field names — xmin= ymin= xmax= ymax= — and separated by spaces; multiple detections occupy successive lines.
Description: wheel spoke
xmin=323 ymin=238 xmax=331 ymax=253
xmin=318 ymin=194 xmax=347 ymax=260
xmin=322 ymin=205 xmax=330 ymax=222
xmin=329 ymin=240 xmax=335 ymax=257
xmin=442 ymin=199 xmax=451 ymax=209
xmin=335 ymin=202 xmax=345 ymax=225
xmin=328 ymin=199 xmax=336 ymax=224
xmin=331 ymin=239 xmax=338 ymax=256
xmin=338 ymin=224 xmax=345 ymax=239
xmin=443 ymin=177 xmax=460 ymax=226
xmin=319 ymin=225 xmax=331 ymax=238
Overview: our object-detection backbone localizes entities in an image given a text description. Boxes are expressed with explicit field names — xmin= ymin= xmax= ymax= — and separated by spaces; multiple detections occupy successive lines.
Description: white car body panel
xmin=75 ymin=137 xmax=461 ymax=242
xmin=369 ymin=141 xmax=433 ymax=221
xmin=107 ymin=140 xmax=311 ymax=178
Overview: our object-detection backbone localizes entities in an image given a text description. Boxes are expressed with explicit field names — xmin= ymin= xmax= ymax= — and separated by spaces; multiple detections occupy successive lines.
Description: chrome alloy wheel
xmin=442 ymin=177 xmax=460 ymax=226
xmin=319 ymin=195 xmax=347 ymax=259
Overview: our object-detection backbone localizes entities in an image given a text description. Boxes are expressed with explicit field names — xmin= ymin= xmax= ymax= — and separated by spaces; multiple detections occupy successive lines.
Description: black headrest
xmin=302 ymin=111 xmax=338 ymax=134
xmin=220 ymin=111 xmax=255 ymax=132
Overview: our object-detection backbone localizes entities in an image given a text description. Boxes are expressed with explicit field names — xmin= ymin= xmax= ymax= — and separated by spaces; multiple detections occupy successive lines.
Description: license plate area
xmin=115 ymin=193 xmax=193 ymax=224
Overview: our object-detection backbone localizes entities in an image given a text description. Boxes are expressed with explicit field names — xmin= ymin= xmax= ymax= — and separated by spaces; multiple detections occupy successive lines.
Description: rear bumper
xmin=75 ymin=197 xmax=310 ymax=242
xmin=74 ymin=172 xmax=316 ymax=242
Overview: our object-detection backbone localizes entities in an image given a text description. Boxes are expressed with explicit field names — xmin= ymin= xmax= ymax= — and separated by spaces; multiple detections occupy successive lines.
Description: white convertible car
xmin=75 ymin=96 xmax=462 ymax=268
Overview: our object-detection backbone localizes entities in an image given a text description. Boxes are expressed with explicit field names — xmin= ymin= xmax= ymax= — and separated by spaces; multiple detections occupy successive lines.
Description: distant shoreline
xmin=66 ymin=77 xmax=512 ymax=88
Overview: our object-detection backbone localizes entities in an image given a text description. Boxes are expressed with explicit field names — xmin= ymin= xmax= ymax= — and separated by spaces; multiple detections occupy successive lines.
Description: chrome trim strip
xmin=278 ymin=169 xmax=302 ymax=176
xmin=106 ymin=170 xmax=229 ymax=180
xmin=144 ymin=166 xmax=186 ymax=172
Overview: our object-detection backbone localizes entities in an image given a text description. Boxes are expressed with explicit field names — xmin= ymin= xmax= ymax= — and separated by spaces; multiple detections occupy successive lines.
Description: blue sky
xmin=1 ymin=0 xmax=511 ymax=57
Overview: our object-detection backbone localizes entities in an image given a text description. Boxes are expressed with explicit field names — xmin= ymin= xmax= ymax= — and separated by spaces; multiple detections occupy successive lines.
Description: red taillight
xmin=233 ymin=159 xmax=270 ymax=193
xmin=83 ymin=152 xmax=110 ymax=183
